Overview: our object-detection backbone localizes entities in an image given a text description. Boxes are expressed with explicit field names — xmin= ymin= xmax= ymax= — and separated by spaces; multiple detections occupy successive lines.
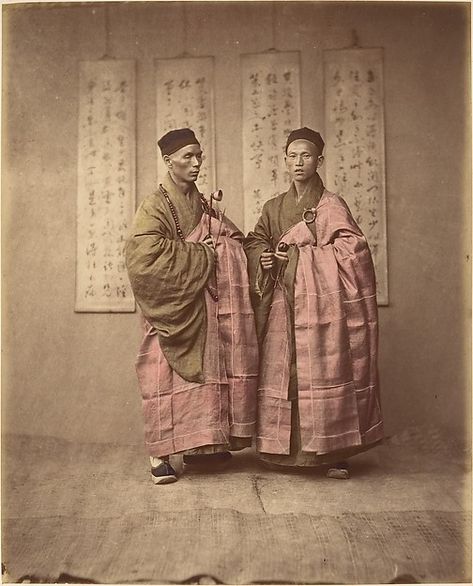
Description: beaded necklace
xmin=159 ymin=184 xmax=185 ymax=240
xmin=159 ymin=184 xmax=218 ymax=302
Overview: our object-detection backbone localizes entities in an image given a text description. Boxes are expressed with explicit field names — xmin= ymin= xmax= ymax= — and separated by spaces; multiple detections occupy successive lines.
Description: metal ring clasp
xmin=302 ymin=208 xmax=317 ymax=224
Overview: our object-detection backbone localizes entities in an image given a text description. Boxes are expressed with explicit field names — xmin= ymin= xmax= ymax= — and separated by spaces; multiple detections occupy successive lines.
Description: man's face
xmin=285 ymin=139 xmax=322 ymax=183
xmin=165 ymin=144 xmax=203 ymax=183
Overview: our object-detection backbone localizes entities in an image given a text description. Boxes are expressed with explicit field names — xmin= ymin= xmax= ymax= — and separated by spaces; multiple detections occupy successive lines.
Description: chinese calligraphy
xmin=156 ymin=57 xmax=216 ymax=192
xmin=76 ymin=60 xmax=136 ymax=312
xmin=242 ymin=52 xmax=301 ymax=233
xmin=324 ymin=48 xmax=388 ymax=304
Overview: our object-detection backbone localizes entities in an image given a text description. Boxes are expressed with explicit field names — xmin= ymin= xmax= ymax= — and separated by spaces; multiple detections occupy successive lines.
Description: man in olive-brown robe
xmin=244 ymin=127 xmax=383 ymax=477
xmin=126 ymin=128 xmax=258 ymax=484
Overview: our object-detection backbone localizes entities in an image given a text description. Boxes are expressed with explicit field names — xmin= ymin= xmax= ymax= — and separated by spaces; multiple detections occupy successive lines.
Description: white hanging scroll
xmin=76 ymin=60 xmax=136 ymax=312
xmin=242 ymin=51 xmax=301 ymax=233
xmin=324 ymin=48 xmax=388 ymax=305
xmin=156 ymin=57 xmax=216 ymax=193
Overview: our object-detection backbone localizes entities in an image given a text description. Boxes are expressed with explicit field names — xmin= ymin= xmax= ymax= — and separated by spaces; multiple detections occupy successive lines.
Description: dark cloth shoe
xmin=326 ymin=461 xmax=350 ymax=479
xmin=151 ymin=461 xmax=178 ymax=485
xmin=183 ymin=451 xmax=232 ymax=467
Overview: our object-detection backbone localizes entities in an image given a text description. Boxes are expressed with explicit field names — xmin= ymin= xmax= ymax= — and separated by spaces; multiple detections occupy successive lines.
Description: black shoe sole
xmin=152 ymin=473 xmax=178 ymax=485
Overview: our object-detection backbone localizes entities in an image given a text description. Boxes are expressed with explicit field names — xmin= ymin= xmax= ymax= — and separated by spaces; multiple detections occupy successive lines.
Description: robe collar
xmin=286 ymin=172 xmax=324 ymax=210
xmin=161 ymin=172 xmax=201 ymax=202
xmin=160 ymin=172 xmax=203 ymax=236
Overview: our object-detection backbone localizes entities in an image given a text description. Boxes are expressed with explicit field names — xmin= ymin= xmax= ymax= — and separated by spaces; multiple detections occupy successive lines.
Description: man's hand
xmin=274 ymin=249 xmax=289 ymax=263
xmin=260 ymin=251 xmax=275 ymax=271
xmin=202 ymin=234 xmax=216 ymax=249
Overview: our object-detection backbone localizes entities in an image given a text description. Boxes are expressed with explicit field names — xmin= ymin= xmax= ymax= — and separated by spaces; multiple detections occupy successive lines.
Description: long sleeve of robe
xmin=125 ymin=179 xmax=215 ymax=383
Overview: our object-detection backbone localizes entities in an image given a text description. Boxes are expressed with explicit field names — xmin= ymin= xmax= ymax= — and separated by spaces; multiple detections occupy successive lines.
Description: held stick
xmin=214 ymin=208 xmax=226 ymax=248
xmin=274 ymin=241 xmax=289 ymax=288
xmin=261 ymin=242 xmax=289 ymax=294
xmin=209 ymin=189 xmax=223 ymax=236
xmin=206 ymin=190 xmax=223 ymax=303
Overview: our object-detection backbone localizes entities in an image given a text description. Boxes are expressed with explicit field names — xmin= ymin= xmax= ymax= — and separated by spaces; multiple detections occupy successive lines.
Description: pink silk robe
xmin=135 ymin=212 xmax=258 ymax=457
xmin=254 ymin=191 xmax=383 ymax=455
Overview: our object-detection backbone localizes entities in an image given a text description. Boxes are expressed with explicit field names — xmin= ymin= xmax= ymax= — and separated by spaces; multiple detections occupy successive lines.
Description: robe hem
xmin=303 ymin=430 xmax=362 ymax=453
xmin=230 ymin=422 xmax=256 ymax=436
xmin=258 ymin=437 xmax=384 ymax=467
xmin=361 ymin=422 xmax=384 ymax=445
xmin=146 ymin=429 xmax=229 ymax=458
xmin=256 ymin=436 xmax=290 ymax=455
xmin=257 ymin=430 xmax=383 ymax=457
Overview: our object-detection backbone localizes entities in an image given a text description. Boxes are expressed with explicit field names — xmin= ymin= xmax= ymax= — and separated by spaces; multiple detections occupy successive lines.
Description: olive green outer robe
xmin=125 ymin=174 xmax=215 ymax=383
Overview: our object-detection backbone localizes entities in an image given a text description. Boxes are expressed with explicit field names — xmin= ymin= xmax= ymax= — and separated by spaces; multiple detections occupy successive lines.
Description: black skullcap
xmin=285 ymin=127 xmax=325 ymax=154
xmin=158 ymin=128 xmax=200 ymax=156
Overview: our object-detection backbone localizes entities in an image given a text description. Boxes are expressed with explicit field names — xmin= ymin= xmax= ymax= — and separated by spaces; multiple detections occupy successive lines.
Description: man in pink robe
xmin=126 ymin=128 xmax=258 ymax=484
xmin=244 ymin=127 xmax=383 ymax=478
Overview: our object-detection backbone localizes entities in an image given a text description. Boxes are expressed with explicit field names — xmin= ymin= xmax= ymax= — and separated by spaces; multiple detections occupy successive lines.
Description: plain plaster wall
xmin=3 ymin=2 xmax=471 ymax=446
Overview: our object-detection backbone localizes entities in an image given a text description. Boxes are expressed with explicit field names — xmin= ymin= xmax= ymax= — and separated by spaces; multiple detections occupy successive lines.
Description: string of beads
xmin=159 ymin=184 xmax=218 ymax=302
xmin=159 ymin=185 xmax=186 ymax=241
xmin=199 ymin=193 xmax=218 ymax=218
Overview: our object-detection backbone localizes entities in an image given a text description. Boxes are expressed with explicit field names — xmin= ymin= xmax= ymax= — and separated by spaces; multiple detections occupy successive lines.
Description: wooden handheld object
xmin=273 ymin=241 xmax=290 ymax=288
xmin=206 ymin=189 xmax=224 ymax=303
xmin=209 ymin=189 xmax=224 ymax=236
xmin=210 ymin=189 xmax=223 ymax=203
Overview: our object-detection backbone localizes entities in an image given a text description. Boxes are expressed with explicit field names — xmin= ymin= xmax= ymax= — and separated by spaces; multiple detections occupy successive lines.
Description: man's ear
xmin=317 ymin=155 xmax=325 ymax=169
xmin=163 ymin=155 xmax=172 ymax=169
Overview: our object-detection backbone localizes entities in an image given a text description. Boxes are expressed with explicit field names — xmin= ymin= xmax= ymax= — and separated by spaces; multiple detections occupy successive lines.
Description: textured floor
xmin=2 ymin=430 xmax=471 ymax=584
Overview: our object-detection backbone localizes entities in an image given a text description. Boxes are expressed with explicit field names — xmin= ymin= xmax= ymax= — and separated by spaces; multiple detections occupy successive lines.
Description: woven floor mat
xmin=3 ymin=509 xmax=471 ymax=584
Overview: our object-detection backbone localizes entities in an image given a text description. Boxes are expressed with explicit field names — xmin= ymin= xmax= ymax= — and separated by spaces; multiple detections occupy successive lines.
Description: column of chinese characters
xmin=324 ymin=50 xmax=388 ymax=304
xmin=156 ymin=58 xmax=215 ymax=193
xmin=242 ymin=53 xmax=301 ymax=233
xmin=76 ymin=61 xmax=136 ymax=312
